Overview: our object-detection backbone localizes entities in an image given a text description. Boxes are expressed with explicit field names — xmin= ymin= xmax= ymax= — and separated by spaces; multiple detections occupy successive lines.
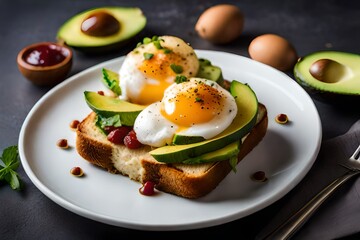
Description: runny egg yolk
xmin=161 ymin=82 xmax=225 ymax=127
xmin=136 ymin=51 xmax=185 ymax=105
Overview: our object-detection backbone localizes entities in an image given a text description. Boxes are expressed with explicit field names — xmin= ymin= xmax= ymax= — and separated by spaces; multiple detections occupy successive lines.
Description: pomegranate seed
xmin=103 ymin=125 xmax=117 ymax=134
xmin=139 ymin=181 xmax=156 ymax=196
xmin=57 ymin=139 xmax=69 ymax=149
xmin=107 ymin=126 xmax=132 ymax=145
xmin=251 ymin=171 xmax=268 ymax=182
xmin=124 ymin=130 xmax=142 ymax=149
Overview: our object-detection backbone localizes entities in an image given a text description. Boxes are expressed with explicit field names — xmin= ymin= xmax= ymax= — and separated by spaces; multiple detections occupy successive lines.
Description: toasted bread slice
xmin=76 ymin=103 xmax=268 ymax=199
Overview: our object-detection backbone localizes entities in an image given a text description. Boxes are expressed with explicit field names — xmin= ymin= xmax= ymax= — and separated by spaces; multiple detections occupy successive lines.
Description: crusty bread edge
xmin=141 ymin=104 xmax=268 ymax=198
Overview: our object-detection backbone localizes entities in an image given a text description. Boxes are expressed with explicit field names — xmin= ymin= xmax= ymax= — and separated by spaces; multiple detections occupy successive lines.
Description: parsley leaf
xmin=170 ymin=64 xmax=183 ymax=74
xmin=143 ymin=52 xmax=154 ymax=60
xmin=0 ymin=145 xmax=22 ymax=190
xmin=175 ymin=75 xmax=188 ymax=84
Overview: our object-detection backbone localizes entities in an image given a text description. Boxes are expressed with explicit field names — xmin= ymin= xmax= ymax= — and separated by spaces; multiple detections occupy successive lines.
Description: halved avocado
xmin=294 ymin=51 xmax=360 ymax=102
xmin=150 ymin=81 xmax=258 ymax=163
xmin=84 ymin=91 xmax=146 ymax=126
xmin=57 ymin=7 xmax=146 ymax=53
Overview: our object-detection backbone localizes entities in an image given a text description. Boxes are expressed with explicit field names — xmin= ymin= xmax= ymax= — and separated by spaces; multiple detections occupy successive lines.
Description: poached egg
xmin=134 ymin=77 xmax=238 ymax=147
xmin=119 ymin=36 xmax=199 ymax=105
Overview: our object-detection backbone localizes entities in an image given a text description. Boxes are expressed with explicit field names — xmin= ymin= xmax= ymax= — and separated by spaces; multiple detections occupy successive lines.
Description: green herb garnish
xmin=137 ymin=36 xmax=163 ymax=49
xmin=143 ymin=37 xmax=152 ymax=44
xmin=163 ymin=48 xmax=172 ymax=54
xmin=144 ymin=52 xmax=154 ymax=60
xmin=195 ymin=97 xmax=204 ymax=103
xmin=0 ymin=146 xmax=22 ymax=190
xmin=153 ymin=40 xmax=162 ymax=49
xmin=175 ymin=75 xmax=188 ymax=84
xmin=96 ymin=114 xmax=122 ymax=130
xmin=170 ymin=64 xmax=183 ymax=74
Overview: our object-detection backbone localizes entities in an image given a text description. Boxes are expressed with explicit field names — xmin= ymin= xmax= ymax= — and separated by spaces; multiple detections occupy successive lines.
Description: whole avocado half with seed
xmin=57 ymin=6 xmax=146 ymax=53
xmin=293 ymin=51 xmax=360 ymax=103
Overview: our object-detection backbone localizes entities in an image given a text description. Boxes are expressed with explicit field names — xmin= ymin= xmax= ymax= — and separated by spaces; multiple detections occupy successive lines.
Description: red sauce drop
xmin=25 ymin=44 xmax=67 ymax=67
xmin=139 ymin=181 xmax=156 ymax=196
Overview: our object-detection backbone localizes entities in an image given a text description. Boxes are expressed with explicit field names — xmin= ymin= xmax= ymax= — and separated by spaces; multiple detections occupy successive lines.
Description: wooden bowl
xmin=17 ymin=42 xmax=73 ymax=86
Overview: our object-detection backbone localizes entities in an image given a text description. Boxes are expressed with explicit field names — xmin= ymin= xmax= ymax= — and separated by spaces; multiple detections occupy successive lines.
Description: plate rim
xmin=18 ymin=49 xmax=322 ymax=231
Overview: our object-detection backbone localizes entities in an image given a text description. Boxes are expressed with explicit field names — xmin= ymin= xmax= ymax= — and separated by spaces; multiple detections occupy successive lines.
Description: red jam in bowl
xmin=24 ymin=44 xmax=68 ymax=67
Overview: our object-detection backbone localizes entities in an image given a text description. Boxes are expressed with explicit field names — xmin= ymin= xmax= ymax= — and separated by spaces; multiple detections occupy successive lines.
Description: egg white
xmin=134 ymin=102 xmax=179 ymax=147
xmin=134 ymin=78 xmax=238 ymax=147
xmin=118 ymin=35 xmax=199 ymax=105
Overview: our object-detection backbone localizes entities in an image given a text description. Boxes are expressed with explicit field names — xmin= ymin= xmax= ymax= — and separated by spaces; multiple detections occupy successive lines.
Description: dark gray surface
xmin=1 ymin=0 xmax=359 ymax=239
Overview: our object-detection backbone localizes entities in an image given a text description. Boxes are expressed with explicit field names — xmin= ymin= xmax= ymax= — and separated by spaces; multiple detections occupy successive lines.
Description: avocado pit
xmin=309 ymin=58 xmax=353 ymax=83
xmin=81 ymin=11 xmax=120 ymax=37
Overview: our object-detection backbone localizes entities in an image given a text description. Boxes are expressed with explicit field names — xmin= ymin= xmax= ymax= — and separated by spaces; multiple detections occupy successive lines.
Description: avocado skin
xmin=172 ymin=135 xmax=206 ymax=145
xmin=181 ymin=141 xmax=240 ymax=164
xmin=57 ymin=7 xmax=146 ymax=54
xmin=293 ymin=51 xmax=360 ymax=104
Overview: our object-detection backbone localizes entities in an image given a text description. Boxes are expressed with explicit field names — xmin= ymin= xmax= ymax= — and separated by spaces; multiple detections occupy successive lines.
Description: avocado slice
xmin=150 ymin=81 xmax=258 ymax=163
xmin=101 ymin=68 xmax=121 ymax=96
xmin=294 ymin=51 xmax=360 ymax=102
xmin=181 ymin=140 xmax=240 ymax=164
xmin=84 ymin=91 xmax=146 ymax=126
xmin=57 ymin=7 xmax=146 ymax=53
xmin=197 ymin=58 xmax=224 ymax=85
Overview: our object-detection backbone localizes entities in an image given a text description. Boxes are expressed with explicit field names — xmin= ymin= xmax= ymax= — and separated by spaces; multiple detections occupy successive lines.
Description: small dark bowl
xmin=17 ymin=42 xmax=73 ymax=86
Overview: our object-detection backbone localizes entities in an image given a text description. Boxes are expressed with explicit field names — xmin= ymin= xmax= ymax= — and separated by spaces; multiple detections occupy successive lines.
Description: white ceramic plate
xmin=19 ymin=50 xmax=322 ymax=231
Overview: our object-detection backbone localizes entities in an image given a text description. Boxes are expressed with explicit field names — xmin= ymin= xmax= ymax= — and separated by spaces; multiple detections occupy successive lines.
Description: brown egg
xmin=195 ymin=4 xmax=244 ymax=44
xmin=248 ymin=34 xmax=298 ymax=72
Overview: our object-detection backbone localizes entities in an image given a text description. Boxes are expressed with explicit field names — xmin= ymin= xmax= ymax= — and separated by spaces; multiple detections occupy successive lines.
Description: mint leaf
xmin=0 ymin=168 xmax=7 ymax=179
xmin=5 ymin=169 xmax=21 ymax=190
xmin=1 ymin=145 xmax=18 ymax=166
xmin=170 ymin=64 xmax=183 ymax=74
xmin=0 ymin=145 xmax=22 ymax=190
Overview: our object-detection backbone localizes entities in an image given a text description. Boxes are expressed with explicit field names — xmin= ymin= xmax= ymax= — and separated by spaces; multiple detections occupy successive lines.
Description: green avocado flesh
xmin=294 ymin=51 xmax=360 ymax=96
xmin=57 ymin=7 xmax=146 ymax=49
xmin=181 ymin=140 xmax=240 ymax=164
xmin=84 ymin=91 xmax=145 ymax=126
xmin=196 ymin=58 xmax=224 ymax=84
xmin=150 ymin=81 xmax=258 ymax=163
